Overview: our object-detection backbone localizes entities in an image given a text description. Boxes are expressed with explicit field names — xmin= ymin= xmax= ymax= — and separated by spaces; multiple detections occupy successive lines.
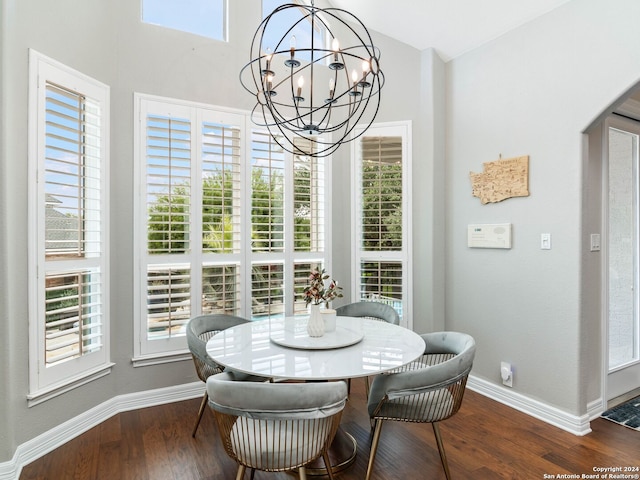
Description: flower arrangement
xmin=303 ymin=269 xmax=343 ymax=307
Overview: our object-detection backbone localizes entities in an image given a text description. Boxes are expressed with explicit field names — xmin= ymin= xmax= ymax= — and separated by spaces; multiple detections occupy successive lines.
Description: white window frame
xmin=27 ymin=50 xmax=112 ymax=404
xmin=133 ymin=94 xmax=332 ymax=364
xmin=350 ymin=121 xmax=412 ymax=328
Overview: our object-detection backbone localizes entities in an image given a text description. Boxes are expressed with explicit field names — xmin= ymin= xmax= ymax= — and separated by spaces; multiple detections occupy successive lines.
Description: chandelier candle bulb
xmin=329 ymin=37 xmax=344 ymax=70
xmin=262 ymin=48 xmax=274 ymax=76
xmin=285 ymin=35 xmax=300 ymax=68
xmin=297 ymin=76 xmax=303 ymax=97
xmin=359 ymin=60 xmax=371 ymax=87
xmin=332 ymin=38 xmax=339 ymax=61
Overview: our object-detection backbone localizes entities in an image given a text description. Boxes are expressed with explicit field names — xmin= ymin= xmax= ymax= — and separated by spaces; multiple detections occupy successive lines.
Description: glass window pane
xmin=146 ymin=265 xmax=191 ymax=339
xmin=45 ymin=269 xmax=103 ymax=366
xmin=251 ymin=131 xmax=285 ymax=253
xmin=262 ymin=0 xmax=326 ymax=61
xmin=202 ymin=121 xmax=241 ymax=254
xmin=360 ymin=136 xmax=403 ymax=251
xmin=142 ymin=0 xmax=226 ymax=41
xmin=45 ymin=84 xmax=102 ymax=259
xmin=251 ymin=263 xmax=284 ymax=319
xmin=202 ymin=263 xmax=241 ymax=314
xmin=294 ymin=152 xmax=325 ymax=252
xmin=359 ymin=261 xmax=404 ymax=321
xmin=608 ymin=127 xmax=640 ymax=369
xmin=146 ymin=115 xmax=191 ymax=255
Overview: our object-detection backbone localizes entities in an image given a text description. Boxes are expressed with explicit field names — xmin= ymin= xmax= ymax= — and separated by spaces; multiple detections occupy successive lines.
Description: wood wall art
xmin=469 ymin=155 xmax=529 ymax=204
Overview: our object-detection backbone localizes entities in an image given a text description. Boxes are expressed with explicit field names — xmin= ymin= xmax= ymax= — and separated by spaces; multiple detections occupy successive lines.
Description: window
xmin=351 ymin=122 xmax=412 ymax=327
xmin=28 ymin=50 xmax=111 ymax=402
xmin=142 ymin=0 xmax=227 ymax=41
xmin=134 ymin=95 xmax=330 ymax=361
xmin=261 ymin=0 xmax=328 ymax=61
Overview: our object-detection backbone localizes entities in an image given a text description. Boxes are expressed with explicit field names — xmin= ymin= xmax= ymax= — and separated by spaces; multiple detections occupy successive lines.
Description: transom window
xmin=142 ymin=0 xmax=227 ymax=41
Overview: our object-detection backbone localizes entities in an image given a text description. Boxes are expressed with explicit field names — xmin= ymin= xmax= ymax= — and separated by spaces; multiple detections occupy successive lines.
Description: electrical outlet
xmin=501 ymin=361 xmax=513 ymax=387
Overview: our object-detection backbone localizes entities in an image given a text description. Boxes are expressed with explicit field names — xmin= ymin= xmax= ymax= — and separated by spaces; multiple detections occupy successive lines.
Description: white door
xmin=606 ymin=116 xmax=640 ymax=401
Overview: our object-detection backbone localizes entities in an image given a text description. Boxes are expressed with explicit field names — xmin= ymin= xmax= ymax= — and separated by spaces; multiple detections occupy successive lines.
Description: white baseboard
xmin=0 ymin=381 xmax=204 ymax=480
xmin=0 ymin=376 xmax=601 ymax=479
xmin=467 ymin=375 xmax=594 ymax=436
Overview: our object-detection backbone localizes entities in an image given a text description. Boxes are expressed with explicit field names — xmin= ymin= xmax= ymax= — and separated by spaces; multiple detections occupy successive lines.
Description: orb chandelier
xmin=240 ymin=1 xmax=384 ymax=157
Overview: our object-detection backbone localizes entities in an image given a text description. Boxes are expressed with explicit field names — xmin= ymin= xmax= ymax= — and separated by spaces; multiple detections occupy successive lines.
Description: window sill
xmin=132 ymin=350 xmax=192 ymax=368
xmin=27 ymin=363 xmax=115 ymax=407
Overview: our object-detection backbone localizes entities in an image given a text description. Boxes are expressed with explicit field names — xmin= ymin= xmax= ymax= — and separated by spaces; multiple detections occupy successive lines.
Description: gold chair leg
xmin=191 ymin=391 xmax=208 ymax=438
xmin=432 ymin=422 xmax=452 ymax=480
xmin=299 ymin=466 xmax=307 ymax=480
xmin=322 ymin=451 xmax=335 ymax=480
xmin=235 ymin=465 xmax=246 ymax=480
xmin=365 ymin=419 xmax=384 ymax=480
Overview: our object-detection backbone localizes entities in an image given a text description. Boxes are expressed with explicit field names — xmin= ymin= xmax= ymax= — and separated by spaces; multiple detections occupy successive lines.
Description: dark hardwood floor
xmin=20 ymin=380 xmax=640 ymax=479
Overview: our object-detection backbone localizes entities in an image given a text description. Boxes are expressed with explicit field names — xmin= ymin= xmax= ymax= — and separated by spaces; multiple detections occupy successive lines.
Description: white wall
xmin=446 ymin=0 xmax=640 ymax=414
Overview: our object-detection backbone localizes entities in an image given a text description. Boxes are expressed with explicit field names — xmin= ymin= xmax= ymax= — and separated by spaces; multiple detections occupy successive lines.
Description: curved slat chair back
xmin=186 ymin=314 xmax=249 ymax=382
xmin=185 ymin=314 xmax=250 ymax=437
xmin=208 ymin=373 xmax=348 ymax=479
xmin=335 ymin=301 xmax=400 ymax=325
xmin=366 ymin=331 xmax=476 ymax=480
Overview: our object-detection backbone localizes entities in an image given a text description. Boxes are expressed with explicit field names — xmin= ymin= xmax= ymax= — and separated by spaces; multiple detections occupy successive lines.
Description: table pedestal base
xmin=305 ymin=428 xmax=357 ymax=475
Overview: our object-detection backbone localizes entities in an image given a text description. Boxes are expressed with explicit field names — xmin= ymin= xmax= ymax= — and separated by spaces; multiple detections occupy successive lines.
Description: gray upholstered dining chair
xmin=207 ymin=372 xmax=348 ymax=480
xmin=365 ymin=331 xmax=476 ymax=480
xmin=335 ymin=300 xmax=400 ymax=325
xmin=336 ymin=301 xmax=400 ymax=394
xmin=186 ymin=313 xmax=254 ymax=438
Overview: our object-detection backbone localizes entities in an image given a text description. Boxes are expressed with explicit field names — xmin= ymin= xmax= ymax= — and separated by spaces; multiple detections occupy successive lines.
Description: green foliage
xmin=361 ymin=162 xmax=403 ymax=249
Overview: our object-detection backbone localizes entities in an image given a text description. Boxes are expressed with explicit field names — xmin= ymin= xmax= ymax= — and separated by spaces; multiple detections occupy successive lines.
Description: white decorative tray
xmin=270 ymin=325 xmax=364 ymax=350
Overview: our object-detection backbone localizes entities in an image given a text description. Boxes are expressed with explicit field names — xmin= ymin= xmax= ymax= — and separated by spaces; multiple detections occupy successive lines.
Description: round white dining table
xmin=205 ymin=315 xmax=426 ymax=381
xmin=205 ymin=315 xmax=426 ymax=475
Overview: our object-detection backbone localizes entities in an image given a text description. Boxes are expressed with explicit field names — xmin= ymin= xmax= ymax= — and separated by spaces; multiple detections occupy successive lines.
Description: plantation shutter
xmin=43 ymin=82 xmax=105 ymax=366
xmin=354 ymin=130 xmax=409 ymax=325
xmin=201 ymin=118 xmax=243 ymax=315
xmin=145 ymin=113 xmax=192 ymax=340
xmin=250 ymin=130 xmax=285 ymax=317
xmin=293 ymin=141 xmax=325 ymax=252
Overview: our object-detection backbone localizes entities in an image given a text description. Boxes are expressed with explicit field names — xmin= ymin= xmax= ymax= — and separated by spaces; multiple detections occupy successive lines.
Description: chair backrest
xmin=367 ymin=331 xmax=476 ymax=423
xmin=335 ymin=301 xmax=400 ymax=325
xmin=208 ymin=372 xmax=348 ymax=473
xmin=186 ymin=314 xmax=249 ymax=382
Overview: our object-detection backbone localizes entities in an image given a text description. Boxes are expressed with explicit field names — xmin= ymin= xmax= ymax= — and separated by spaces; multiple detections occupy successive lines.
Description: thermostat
xmin=467 ymin=223 xmax=512 ymax=249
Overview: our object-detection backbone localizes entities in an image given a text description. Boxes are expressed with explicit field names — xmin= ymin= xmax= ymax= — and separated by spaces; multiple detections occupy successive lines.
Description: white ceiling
xmin=329 ymin=0 xmax=572 ymax=61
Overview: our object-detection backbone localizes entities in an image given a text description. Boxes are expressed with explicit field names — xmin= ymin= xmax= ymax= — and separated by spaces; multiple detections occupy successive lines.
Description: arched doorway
xmin=599 ymin=89 xmax=640 ymax=406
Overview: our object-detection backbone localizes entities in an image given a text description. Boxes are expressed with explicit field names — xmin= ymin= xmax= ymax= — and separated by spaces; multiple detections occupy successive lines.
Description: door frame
xmin=602 ymin=114 xmax=640 ymax=404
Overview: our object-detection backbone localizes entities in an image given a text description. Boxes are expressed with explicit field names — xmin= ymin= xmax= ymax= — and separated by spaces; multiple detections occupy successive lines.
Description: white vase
xmin=321 ymin=308 xmax=337 ymax=332
xmin=307 ymin=304 xmax=325 ymax=337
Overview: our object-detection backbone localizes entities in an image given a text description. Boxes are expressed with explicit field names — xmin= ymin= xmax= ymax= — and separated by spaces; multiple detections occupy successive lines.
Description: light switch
xmin=590 ymin=234 xmax=600 ymax=252
xmin=541 ymin=233 xmax=551 ymax=250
